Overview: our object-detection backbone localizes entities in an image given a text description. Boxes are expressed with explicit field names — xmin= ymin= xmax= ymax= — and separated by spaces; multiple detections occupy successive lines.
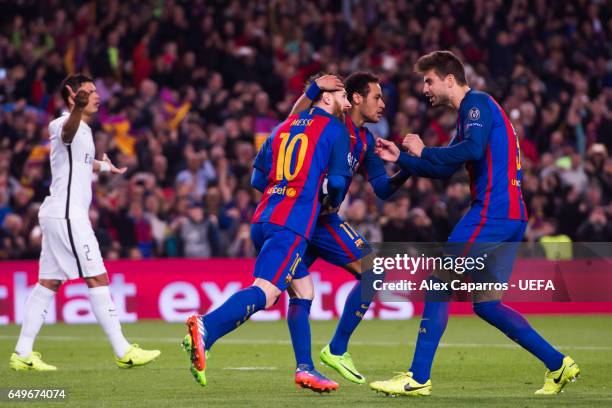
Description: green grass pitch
xmin=1 ymin=316 xmax=611 ymax=407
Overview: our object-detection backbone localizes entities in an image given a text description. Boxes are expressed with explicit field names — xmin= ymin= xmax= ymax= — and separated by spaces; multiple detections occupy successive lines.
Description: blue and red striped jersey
xmin=252 ymin=107 xmax=351 ymax=238
xmin=344 ymin=115 xmax=387 ymax=181
xmin=421 ymin=90 xmax=528 ymax=221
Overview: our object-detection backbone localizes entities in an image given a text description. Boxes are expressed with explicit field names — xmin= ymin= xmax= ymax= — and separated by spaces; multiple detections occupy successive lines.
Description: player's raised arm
xmin=288 ymin=75 xmax=344 ymax=116
xmin=61 ymin=85 xmax=91 ymax=144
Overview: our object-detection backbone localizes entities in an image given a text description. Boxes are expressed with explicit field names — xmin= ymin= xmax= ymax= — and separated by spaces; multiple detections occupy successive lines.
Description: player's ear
xmin=446 ymin=74 xmax=454 ymax=88
xmin=352 ymin=92 xmax=362 ymax=106
xmin=322 ymin=91 xmax=332 ymax=105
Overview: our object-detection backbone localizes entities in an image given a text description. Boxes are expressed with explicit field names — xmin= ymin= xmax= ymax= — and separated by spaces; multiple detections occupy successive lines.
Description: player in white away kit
xmin=9 ymin=74 xmax=160 ymax=371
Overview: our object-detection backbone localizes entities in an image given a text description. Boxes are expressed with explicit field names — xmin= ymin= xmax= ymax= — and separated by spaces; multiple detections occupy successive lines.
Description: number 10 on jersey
xmin=276 ymin=133 xmax=308 ymax=181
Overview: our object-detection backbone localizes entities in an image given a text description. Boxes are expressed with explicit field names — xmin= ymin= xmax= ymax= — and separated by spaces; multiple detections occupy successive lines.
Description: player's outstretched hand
xmin=103 ymin=153 xmax=127 ymax=174
xmin=316 ymin=75 xmax=344 ymax=92
xmin=374 ymin=138 xmax=400 ymax=162
xmin=402 ymin=133 xmax=425 ymax=157
xmin=66 ymin=85 xmax=91 ymax=111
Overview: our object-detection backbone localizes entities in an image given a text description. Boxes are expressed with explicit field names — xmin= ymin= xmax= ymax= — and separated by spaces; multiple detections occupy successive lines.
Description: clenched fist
xmin=402 ymin=133 xmax=425 ymax=157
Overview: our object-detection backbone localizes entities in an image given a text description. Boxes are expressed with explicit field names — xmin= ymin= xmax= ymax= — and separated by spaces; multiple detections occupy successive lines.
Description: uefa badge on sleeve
xmin=468 ymin=107 xmax=480 ymax=120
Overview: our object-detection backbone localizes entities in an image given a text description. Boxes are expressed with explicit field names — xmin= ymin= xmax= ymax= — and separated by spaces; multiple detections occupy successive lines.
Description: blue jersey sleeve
xmin=327 ymin=125 xmax=351 ymax=177
xmin=250 ymin=167 xmax=267 ymax=192
xmin=397 ymin=151 xmax=461 ymax=179
xmin=253 ymin=135 xmax=272 ymax=174
xmin=325 ymin=124 xmax=351 ymax=207
xmin=361 ymin=132 xmax=387 ymax=180
xmin=367 ymin=132 xmax=411 ymax=199
xmin=252 ymin=136 xmax=270 ymax=191
xmin=327 ymin=174 xmax=349 ymax=208
xmin=421 ymin=97 xmax=492 ymax=165
xmin=369 ymin=170 xmax=410 ymax=200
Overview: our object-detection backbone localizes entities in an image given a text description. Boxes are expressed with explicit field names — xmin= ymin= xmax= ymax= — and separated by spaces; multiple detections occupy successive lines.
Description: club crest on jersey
xmin=347 ymin=152 xmax=360 ymax=173
xmin=468 ymin=107 xmax=480 ymax=120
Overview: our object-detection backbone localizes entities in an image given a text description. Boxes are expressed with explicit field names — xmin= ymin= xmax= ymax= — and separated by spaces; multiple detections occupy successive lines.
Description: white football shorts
xmin=38 ymin=217 xmax=106 ymax=280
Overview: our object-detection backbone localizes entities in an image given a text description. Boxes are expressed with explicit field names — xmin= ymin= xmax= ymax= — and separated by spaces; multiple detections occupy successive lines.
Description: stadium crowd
xmin=1 ymin=0 xmax=611 ymax=259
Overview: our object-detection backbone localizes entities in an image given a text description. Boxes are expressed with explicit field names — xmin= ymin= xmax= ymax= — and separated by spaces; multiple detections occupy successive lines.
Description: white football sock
xmin=15 ymin=283 xmax=56 ymax=358
xmin=88 ymin=286 xmax=130 ymax=358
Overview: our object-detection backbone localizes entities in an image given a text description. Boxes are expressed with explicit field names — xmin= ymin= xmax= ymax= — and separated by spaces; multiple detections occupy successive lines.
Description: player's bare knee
xmin=253 ymin=278 xmax=282 ymax=309
xmin=39 ymin=279 xmax=62 ymax=292
xmin=263 ymin=293 xmax=280 ymax=309
xmin=344 ymin=260 xmax=362 ymax=276
xmin=289 ymin=276 xmax=315 ymax=300
xmin=345 ymin=253 xmax=375 ymax=278
xmin=288 ymin=288 xmax=314 ymax=301
xmin=256 ymin=283 xmax=280 ymax=309
xmin=85 ymin=273 xmax=109 ymax=288
xmin=296 ymin=288 xmax=314 ymax=301
xmin=473 ymin=289 xmax=503 ymax=304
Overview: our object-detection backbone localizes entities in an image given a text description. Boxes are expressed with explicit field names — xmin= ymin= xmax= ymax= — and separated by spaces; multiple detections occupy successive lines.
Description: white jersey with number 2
xmin=39 ymin=112 xmax=95 ymax=220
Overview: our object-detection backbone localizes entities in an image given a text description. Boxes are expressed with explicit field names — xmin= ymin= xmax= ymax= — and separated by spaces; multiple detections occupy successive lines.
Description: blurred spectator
xmin=381 ymin=195 xmax=411 ymax=242
xmin=143 ymin=193 xmax=169 ymax=256
xmin=175 ymin=148 xmax=216 ymax=201
xmin=227 ymin=223 xmax=256 ymax=258
xmin=90 ymin=207 xmax=119 ymax=259
xmin=129 ymin=200 xmax=154 ymax=258
xmin=408 ymin=208 xmax=435 ymax=243
xmin=560 ymin=154 xmax=588 ymax=194
xmin=576 ymin=207 xmax=612 ymax=242
xmin=0 ymin=214 xmax=26 ymax=259
xmin=345 ymin=199 xmax=382 ymax=243
xmin=174 ymin=202 xmax=220 ymax=258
